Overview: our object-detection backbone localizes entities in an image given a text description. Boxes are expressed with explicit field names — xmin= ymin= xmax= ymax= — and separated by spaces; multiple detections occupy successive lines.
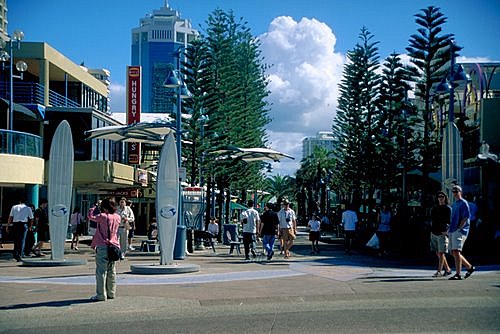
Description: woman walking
xmin=89 ymin=198 xmax=120 ymax=301
xmin=70 ymin=207 xmax=84 ymax=251
xmin=430 ymin=191 xmax=453 ymax=278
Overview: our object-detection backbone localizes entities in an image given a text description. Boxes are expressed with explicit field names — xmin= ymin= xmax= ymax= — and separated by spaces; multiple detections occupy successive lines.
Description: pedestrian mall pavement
xmin=0 ymin=229 xmax=498 ymax=286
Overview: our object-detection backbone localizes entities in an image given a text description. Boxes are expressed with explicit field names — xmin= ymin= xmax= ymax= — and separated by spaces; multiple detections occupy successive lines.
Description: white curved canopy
xmin=85 ymin=122 xmax=175 ymax=145
xmin=211 ymin=146 xmax=294 ymax=162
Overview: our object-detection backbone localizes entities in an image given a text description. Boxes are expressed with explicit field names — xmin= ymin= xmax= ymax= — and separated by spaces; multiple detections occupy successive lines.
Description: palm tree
xmin=263 ymin=174 xmax=295 ymax=207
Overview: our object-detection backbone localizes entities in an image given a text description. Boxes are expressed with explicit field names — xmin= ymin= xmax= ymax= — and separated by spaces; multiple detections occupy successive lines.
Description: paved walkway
xmin=1 ymin=229 xmax=498 ymax=286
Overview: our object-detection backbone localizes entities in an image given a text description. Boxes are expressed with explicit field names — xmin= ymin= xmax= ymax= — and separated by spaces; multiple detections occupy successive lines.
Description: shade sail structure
xmin=211 ymin=146 xmax=294 ymax=162
xmin=85 ymin=122 xmax=175 ymax=145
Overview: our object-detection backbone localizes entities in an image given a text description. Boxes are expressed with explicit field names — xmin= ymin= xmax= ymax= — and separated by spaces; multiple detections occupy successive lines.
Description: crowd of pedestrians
xmin=0 ymin=184 xmax=480 ymax=303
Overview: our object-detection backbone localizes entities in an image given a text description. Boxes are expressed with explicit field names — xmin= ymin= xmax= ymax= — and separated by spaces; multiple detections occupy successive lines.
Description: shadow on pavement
xmin=364 ymin=278 xmax=434 ymax=283
xmin=0 ymin=298 xmax=93 ymax=310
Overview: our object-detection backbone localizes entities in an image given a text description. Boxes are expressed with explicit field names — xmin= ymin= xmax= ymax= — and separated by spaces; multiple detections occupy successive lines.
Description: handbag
xmin=99 ymin=215 xmax=121 ymax=261
xmin=108 ymin=244 xmax=121 ymax=262
xmin=366 ymin=233 xmax=380 ymax=249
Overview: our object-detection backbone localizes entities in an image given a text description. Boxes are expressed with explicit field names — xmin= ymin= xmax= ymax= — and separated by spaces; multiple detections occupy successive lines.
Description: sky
xmin=9 ymin=0 xmax=500 ymax=176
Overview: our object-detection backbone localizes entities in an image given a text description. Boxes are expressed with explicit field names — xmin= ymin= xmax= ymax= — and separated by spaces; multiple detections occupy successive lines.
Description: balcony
xmin=0 ymin=81 xmax=80 ymax=108
xmin=0 ymin=129 xmax=42 ymax=157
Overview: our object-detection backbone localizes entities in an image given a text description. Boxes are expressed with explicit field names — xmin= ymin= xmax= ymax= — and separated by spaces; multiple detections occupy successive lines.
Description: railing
xmin=0 ymin=82 xmax=79 ymax=108
xmin=48 ymin=88 xmax=80 ymax=108
xmin=0 ymin=129 xmax=42 ymax=158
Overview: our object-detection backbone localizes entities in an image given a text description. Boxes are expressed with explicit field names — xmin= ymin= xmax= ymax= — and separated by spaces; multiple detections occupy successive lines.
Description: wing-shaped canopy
xmin=210 ymin=146 xmax=294 ymax=162
xmin=85 ymin=122 xmax=176 ymax=146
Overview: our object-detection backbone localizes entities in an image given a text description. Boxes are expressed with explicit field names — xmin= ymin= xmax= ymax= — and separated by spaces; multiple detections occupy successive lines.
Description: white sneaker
xmin=128 ymin=245 xmax=135 ymax=251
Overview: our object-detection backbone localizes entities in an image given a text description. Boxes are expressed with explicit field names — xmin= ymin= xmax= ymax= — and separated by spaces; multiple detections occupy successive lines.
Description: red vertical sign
xmin=127 ymin=66 xmax=141 ymax=164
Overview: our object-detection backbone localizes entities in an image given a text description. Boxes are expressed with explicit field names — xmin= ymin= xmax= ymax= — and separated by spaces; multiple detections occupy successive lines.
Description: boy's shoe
xmin=432 ymin=271 xmax=443 ymax=278
xmin=464 ymin=266 xmax=476 ymax=279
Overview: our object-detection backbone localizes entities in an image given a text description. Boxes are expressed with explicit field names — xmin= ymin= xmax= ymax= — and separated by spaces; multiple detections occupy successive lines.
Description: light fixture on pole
xmin=198 ymin=112 xmax=209 ymax=187
xmin=163 ymin=49 xmax=191 ymax=259
xmin=0 ymin=30 xmax=27 ymax=131
xmin=435 ymin=39 xmax=470 ymax=194
xmin=163 ymin=58 xmax=191 ymax=168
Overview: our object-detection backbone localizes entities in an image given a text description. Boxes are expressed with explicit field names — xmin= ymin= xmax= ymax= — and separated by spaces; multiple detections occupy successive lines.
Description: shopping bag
xmin=366 ymin=233 xmax=380 ymax=249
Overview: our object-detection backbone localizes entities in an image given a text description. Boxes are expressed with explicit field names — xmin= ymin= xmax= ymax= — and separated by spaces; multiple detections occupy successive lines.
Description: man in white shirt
xmin=241 ymin=200 xmax=260 ymax=261
xmin=341 ymin=204 xmax=358 ymax=254
xmin=7 ymin=200 xmax=34 ymax=261
xmin=116 ymin=197 xmax=135 ymax=259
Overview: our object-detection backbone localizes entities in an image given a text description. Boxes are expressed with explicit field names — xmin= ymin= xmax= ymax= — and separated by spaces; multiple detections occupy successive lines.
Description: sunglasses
xmin=452 ymin=190 xmax=459 ymax=193
xmin=437 ymin=195 xmax=445 ymax=198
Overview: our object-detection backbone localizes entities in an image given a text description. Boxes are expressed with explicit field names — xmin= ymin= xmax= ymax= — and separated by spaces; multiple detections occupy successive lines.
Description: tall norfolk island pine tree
xmin=406 ymin=6 xmax=454 ymax=207
xmin=182 ymin=9 xmax=270 ymax=224
xmin=330 ymin=6 xmax=456 ymax=211
xmin=332 ymin=27 xmax=380 ymax=207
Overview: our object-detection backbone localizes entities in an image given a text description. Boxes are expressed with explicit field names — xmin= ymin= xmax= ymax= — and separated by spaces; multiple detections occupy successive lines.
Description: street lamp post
xmin=0 ymin=30 xmax=27 ymax=131
xmin=163 ymin=48 xmax=191 ymax=259
xmin=435 ymin=39 xmax=470 ymax=195
xmin=198 ymin=113 xmax=208 ymax=187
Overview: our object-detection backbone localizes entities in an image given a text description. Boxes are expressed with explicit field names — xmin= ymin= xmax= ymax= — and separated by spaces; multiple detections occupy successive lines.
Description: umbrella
xmin=211 ymin=146 xmax=294 ymax=162
xmin=85 ymin=122 xmax=175 ymax=145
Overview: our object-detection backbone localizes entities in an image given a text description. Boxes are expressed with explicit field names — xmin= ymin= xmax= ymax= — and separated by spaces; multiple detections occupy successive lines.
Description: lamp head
xmin=16 ymin=60 xmax=28 ymax=72
xmin=451 ymin=64 xmax=470 ymax=84
xmin=12 ymin=30 xmax=24 ymax=41
xmin=435 ymin=78 xmax=451 ymax=95
xmin=180 ymin=85 xmax=192 ymax=99
xmin=0 ymin=50 xmax=9 ymax=62
xmin=163 ymin=70 xmax=181 ymax=88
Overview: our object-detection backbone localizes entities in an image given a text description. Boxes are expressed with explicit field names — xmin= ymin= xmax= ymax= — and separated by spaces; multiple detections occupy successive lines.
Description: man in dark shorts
xmin=32 ymin=199 xmax=49 ymax=256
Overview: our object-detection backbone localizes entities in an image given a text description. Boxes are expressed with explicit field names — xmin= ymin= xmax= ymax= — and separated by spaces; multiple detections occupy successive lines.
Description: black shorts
xmin=309 ymin=231 xmax=320 ymax=241
xmin=37 ymin=225 xmax=50 ymax=242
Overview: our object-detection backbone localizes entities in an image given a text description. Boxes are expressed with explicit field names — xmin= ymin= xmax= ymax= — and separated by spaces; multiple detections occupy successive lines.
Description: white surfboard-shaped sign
xmin=442 ymin=122 xmax=463 ymax=196
xmin=48 ymin=120 xmax=74 ymax=260
xmin=156 ymin=133 xmax=179 ymax=265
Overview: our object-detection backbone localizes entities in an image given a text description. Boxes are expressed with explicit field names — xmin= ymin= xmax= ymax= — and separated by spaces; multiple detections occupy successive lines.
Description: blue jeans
xmin=262 ymin=234 xmax=276 ymax=256
xmin=12 ymin=222 xmax=28 ymax=259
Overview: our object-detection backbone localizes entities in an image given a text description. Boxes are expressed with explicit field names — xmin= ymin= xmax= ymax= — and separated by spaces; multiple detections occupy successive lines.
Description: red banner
xmin=127 ymin=66 xmax=141 ymax=164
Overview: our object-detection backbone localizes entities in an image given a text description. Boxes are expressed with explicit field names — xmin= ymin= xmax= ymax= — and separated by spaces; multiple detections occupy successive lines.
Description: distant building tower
xmin=302 ymin=131 xmax=335 ymax=158
xmin=0 ymin=0 xmax=8 ymax=42
xmin=131 ymin=1 xmax=198 ymax=113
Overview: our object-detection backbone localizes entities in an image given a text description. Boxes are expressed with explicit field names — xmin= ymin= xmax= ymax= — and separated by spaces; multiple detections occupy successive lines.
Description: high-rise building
xmin=302 ymin=131 xmax=335 ymax=158
xmin=131 ymin=1 xmax=198 ymax=114
xmin=0 ymin=0 xmax=7 ymax=42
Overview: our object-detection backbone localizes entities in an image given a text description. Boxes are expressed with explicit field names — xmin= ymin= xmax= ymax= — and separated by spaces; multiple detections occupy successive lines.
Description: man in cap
xmin=448 ymin=185 xmax=476 ymax=280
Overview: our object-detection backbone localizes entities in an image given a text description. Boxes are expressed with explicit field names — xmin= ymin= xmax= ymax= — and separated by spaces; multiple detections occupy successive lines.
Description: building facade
xmin=0 ymin=40 xmax=151 ymax=234
xmin=302 ymin=131 xmax=335 ymax=159
xmin=131 ymin=2 xmax=198 ymax=114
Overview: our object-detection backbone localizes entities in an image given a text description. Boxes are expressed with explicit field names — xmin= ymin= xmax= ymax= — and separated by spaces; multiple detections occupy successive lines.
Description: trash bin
xmin=223 ymin=224 xmax=237 ymax=245
xmin=174 ymin=224 xmax=186 ymax=260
